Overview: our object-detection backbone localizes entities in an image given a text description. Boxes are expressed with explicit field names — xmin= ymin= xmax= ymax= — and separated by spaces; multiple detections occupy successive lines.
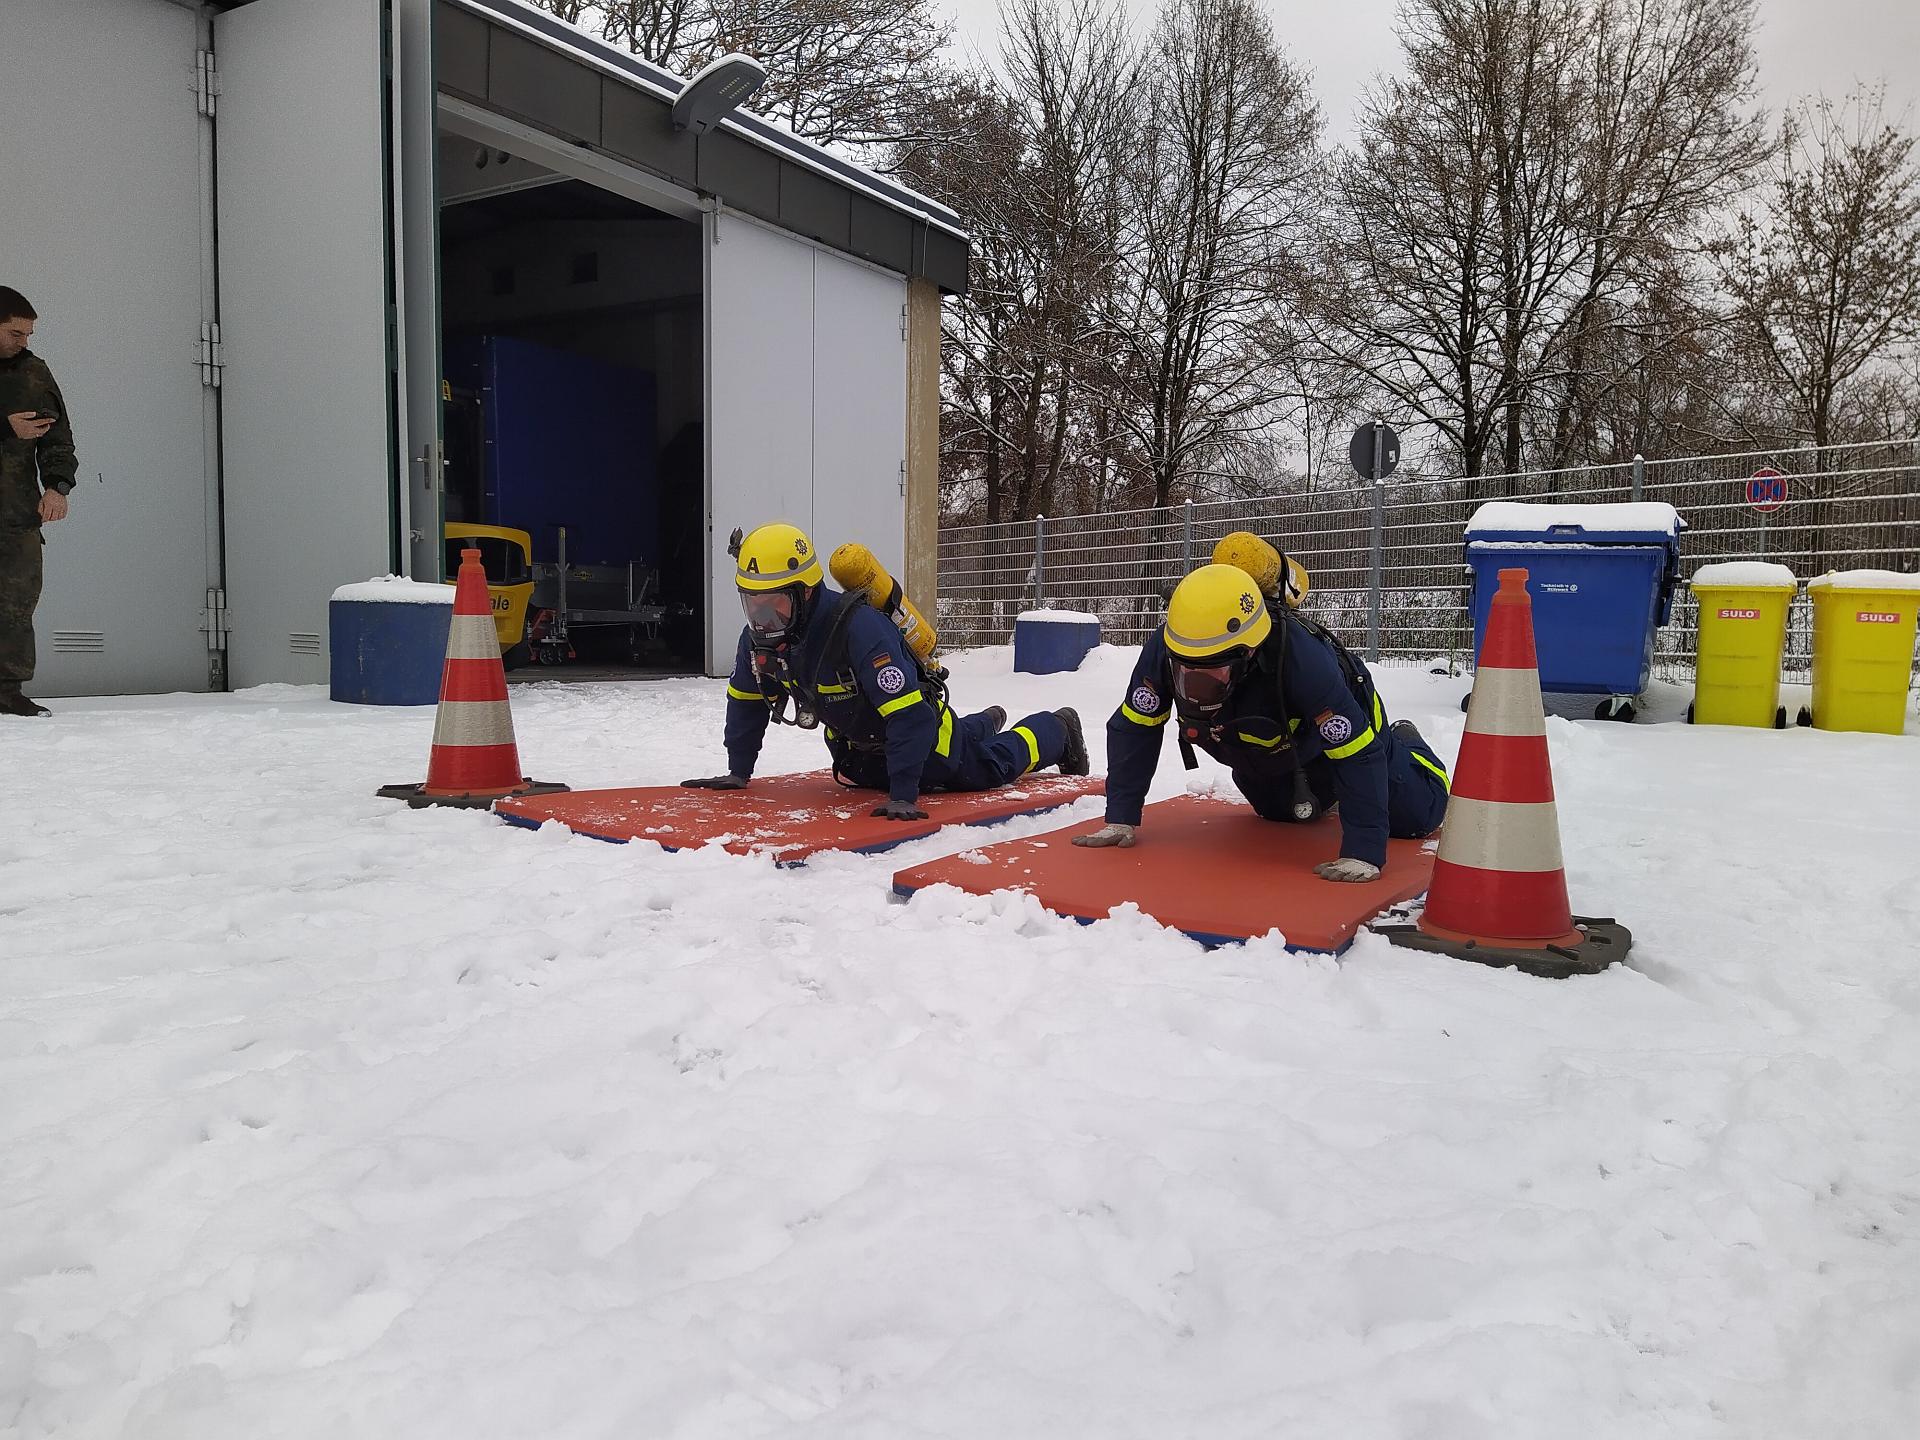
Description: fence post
xmin=1367 ymin=423 xmax=1385 ymax=662
xmin=1181 ymin=498 xmax=1194 ymax=573
xmin=1632 ymin=452 xmax=1645 ymax=503
xmin=1033 ymin=513 xmax=1046 ymax=609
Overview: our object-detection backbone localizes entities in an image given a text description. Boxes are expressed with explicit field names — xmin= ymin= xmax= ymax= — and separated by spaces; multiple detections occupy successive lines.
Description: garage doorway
xmin=436 ymin=121 xmax=705 ymax=677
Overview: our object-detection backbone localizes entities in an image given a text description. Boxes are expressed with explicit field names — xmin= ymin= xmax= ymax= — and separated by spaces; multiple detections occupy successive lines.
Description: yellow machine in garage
xmin=444 ymin=523 xmax=535 ymax=666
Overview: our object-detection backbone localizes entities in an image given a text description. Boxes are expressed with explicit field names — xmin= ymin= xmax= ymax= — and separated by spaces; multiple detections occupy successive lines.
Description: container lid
xmin=1805 ymin=568 xmax=1920 ymax=593
xmin=1466 ymin=500 xmax=1685 ymax=546
xmin=330 ymin=576 xmax=457 ymax=605
xmin=1017 ymin=608 xmax=1101 ymax=624
xmin=1688 ymin=561 xmax=1798 ymax=591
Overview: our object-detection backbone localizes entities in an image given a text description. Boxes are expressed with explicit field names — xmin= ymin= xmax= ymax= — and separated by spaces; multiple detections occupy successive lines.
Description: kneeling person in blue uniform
xmin=684 ymin=522 xmax=1088 ymax=818
xmin=1076 ymin=562 xmax=1448 ymax=880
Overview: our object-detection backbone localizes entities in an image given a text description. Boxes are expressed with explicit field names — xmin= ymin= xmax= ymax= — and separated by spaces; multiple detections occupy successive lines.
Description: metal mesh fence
xmin=937 ymin=439 xmax=1920 ymax=697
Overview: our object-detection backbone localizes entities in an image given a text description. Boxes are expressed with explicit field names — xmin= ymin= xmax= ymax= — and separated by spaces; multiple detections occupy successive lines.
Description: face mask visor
xmin=740 ymin=587 xmax=798 ymax=642
xmin=1171 ymin=656 xmax=1240 ymax=713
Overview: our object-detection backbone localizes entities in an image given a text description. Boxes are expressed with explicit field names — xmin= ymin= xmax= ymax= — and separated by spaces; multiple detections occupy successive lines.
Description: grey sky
xmin=939 ymin=0 xmax=1920 ymax=144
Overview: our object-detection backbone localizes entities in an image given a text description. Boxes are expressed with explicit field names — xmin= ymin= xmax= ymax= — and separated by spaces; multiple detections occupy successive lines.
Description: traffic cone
xmin=1379 ymin=568 xmax=1629 ymax=978
xmin=378 ymin=548 xmax=569 ymax=809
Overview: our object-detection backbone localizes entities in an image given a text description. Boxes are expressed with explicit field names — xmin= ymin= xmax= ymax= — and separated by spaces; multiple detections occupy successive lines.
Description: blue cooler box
xmin=1464 ymin=503 xmax=1684 ymax=700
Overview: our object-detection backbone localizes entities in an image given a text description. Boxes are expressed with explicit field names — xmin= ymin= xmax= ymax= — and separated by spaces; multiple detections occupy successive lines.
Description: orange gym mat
xmin=890 ymin=794 xmax=1438 ymax=953
xmin=493 ymin=770 xmax=1105 ymax=865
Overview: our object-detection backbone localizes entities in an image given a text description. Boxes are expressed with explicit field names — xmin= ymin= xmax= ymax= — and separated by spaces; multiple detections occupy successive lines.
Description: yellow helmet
xmin=734 ymin=522 xmax=823 ymax=592
xmin=1164 ymin=562 xmax=1272 ymax=660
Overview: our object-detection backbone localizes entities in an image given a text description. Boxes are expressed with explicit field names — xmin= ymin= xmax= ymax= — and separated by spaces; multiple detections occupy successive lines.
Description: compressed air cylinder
xmin=828 ymin=543 xmax=939 ymax=662
xmin=1213 ymin=531 xmax=1309 ymax=608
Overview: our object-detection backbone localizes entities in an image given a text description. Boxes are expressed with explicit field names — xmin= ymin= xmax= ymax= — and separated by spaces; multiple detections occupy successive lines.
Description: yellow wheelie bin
xmin=1804 ymin=569 xmax=1920 ymax=734
xmin=1687 ymin=561 xmax=1798 ymax=728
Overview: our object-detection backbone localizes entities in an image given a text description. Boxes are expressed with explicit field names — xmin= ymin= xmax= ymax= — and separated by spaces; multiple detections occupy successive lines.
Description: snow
xmin=1017 ymin=608 xmax=1101 ymax=624
xmin=1688 ymin=561 xmax=1800 ymax=590
xmin=1467 ymin=500 xmax=1687 ymax=537
xmin=1806 ymin=568 xmax=1920 ymax=593
xmin=329 ymin=577 xmax=454 ymax=606
xmin=5 ymin=649 xmax=1920 ymax=1438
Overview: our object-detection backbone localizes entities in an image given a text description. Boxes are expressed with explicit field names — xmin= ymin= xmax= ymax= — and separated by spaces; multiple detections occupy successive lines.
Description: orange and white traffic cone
xmin=378 ymin=548 xmax=568 ymax=809
xmin=1381 ymin=568 xmax=1629 ymax=978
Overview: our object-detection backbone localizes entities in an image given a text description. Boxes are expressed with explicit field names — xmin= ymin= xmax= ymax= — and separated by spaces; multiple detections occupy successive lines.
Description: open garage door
xmin=704 ymin=213 xmax=907 ymax=673
xmin=215 ymin=0 xmax=407 ymax=687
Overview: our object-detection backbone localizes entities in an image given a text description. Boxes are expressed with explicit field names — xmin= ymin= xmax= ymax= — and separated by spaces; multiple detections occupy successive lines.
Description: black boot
xmin=980 ymin=705 xmax=1007 ymax=734
xmin=1054 ymin=707 xmax=1090 ymax=776
xmin=0 ymin=689 xmax=50 ymax=717
xmin=1390 ymin=719 xmax=1423 ymax=747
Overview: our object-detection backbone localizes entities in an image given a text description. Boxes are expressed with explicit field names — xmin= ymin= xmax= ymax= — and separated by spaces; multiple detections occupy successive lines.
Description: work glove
xmin=1071 ymin=823 xmax=1137 ymax=849
xmin=872 ymin=799 xmax=929 ymax=821
xmin=1314 ymin=857 xmax=1381 ymax=883
xmin=681 ymin=774 xmax=748 ymax=790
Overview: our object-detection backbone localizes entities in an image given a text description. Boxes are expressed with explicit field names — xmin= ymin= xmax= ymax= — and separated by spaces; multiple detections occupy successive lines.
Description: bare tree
xmin=1712 ymin=88 xmax=1920 ymax=453
xmin=521 ymin=0 xmax=954 ymax=155
xmin=1115 ymin=0 xmax=1320 ymax=507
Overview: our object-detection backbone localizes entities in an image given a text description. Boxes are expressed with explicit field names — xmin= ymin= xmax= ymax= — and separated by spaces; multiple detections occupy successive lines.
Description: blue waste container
xmin=1463 ymin=502 xmax=1685 ymax=721
xmin=1014 ymin=610 xmax=1102 ymax=674
xmin=329 ymin=580 xmax=455 ymax=705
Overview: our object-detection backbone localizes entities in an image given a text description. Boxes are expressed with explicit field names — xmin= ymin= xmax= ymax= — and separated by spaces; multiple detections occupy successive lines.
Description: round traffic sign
xmin=1349 ymin=421 xmax=1400 ymax=480
xmin=1745 ymin=467 xmax=1788 ymax=513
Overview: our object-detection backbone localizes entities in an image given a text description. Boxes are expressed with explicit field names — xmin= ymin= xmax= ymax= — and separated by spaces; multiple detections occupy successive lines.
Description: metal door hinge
xmin=900 ymin=303 xmax=909 ymax=341
xmin=198 ymin=323 xmax=224 ymax=388
xmin=194 ymin=49 xmax=220 ymax=118
xmin=899 ymin=459 xmax=907 ymax=496
xmin=203 ymin=587 xmax=229 ymax=652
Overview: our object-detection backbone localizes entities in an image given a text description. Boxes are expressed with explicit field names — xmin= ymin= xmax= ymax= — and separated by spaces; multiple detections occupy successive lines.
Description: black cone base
xmin=1373 ymin=915 xmax=1631 ymax=979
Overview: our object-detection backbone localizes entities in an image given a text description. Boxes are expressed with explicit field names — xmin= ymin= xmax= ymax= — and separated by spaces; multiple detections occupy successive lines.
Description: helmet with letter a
xmin=1163 ymin=562 xmax=1272 ymax=715
xmin=733 ymin=521 xmax=825 ymax=645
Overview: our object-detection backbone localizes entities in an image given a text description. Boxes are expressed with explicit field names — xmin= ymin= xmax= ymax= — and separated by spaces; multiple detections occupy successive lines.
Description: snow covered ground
xmin=4 ymin=646 xmax=1919 ymax=1438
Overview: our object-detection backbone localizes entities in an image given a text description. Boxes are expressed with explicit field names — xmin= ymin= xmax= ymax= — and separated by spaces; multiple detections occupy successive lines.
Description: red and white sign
xmin=1856 ymin=611 xmax=1901 ymax=624
xmin=1744 ymin=467 xmax=1788 ymax=513
xmin=1717 ymin=607 xmax=1761 ymax=620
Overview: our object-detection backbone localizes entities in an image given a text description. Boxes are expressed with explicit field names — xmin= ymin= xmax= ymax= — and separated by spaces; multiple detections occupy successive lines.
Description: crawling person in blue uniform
xmin=1076 ymin=562 xmax=1449 ymax=881
xmin=683 ymin=522 xmax=1089 ymax=819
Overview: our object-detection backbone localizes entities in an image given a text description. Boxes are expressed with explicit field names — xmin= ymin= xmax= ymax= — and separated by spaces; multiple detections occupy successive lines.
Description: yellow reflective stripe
xmin=935 ymin=705 xmax=954 ymax=757
xmin=877 ymin=689 xmax=924 ymax=717
xmin=1236 ymin=731 xmax=1286 ymax=749
xmin=1288 ymin=716 xmax=1301 ymax=731
xmin=1013 ymin=725 xmax=1040 ymax=773
xmin=726 ymin=684 xmax=761 ymax=702
xmin=1325 ymin=722 xmax=1376 ymax=760
xmin=1412 ymin=750 xmax=1451 ymax=791
xmin=817 ymin=681 xmax=854 ymax=695
xmin=1121 ymin=702 xmax=1169 ymax=727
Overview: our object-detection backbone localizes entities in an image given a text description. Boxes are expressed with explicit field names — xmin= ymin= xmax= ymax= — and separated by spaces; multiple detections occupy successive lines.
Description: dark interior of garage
xmin=437 ymin=132 xmax=704 ymax=672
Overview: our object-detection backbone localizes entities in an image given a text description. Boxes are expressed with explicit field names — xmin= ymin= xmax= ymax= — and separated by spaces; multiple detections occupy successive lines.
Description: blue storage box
xmin=1015 ymin=609 xmax=1102 ymax=674
xmin=329 ymin=580 xmax=456 ymax=705
xmin=1464 ymin=502 xmax=1685 ymax=699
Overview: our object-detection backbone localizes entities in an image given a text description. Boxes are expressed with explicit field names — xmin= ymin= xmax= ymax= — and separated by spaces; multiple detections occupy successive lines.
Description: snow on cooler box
xmin=493 ymin=770 xmax=1106 ymax=865
xmin=1014 ymin=609 xmax=1101 ymax=674
xmin=892 ymin=794 xmax=1437 ymax=953
xmin=329 ymin=578 xmax=456 ymax=706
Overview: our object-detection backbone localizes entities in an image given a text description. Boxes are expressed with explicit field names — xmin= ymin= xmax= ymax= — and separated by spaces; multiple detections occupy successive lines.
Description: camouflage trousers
xmin=0 ymin=527 xmax=44 ymax=690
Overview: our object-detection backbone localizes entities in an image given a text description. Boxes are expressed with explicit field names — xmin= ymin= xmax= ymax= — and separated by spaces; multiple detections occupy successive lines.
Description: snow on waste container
xmin=1464 ymin=501 xmax=1685 ymax=722
xmin=1802 ymin=570 xmax=1920 ymax=734
xmin=1687 ymin=561 xmax=1797 ymax=729
xmin=329 ymin=578 xmax=455 ymax=705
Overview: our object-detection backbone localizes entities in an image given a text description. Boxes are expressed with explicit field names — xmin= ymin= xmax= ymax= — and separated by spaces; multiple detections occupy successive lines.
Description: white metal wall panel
xmin=704 ymin=211 xmax=816 ymax=673
xmin=394 ymin=0 xmax=444 ymax=581
xmin=9 ymin=0 xmax=215 ymax=696
xmin=810 ymin=253 xmax=908 ymax=584
xmin=216 ymin=0 xmax=397 ymax=688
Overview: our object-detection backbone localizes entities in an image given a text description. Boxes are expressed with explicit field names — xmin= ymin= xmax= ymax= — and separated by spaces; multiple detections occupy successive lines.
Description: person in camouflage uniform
xmin=0 ymin=287 xmax=77 ymax=718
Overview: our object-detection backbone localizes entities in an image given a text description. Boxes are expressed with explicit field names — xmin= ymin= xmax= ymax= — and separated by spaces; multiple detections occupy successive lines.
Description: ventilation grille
xmin=289 ymin=632 xmax=323 ymax=657
xmin=52 ymin=630 xmax=106 ymax=654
